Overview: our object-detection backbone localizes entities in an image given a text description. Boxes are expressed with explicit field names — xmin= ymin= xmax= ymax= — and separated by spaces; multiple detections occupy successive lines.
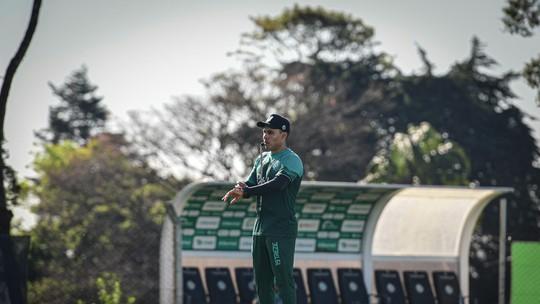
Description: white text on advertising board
xmin=302 ymin=203 xmax=327 ymax=214
xmin=196 ymin=216 xmax=221 ymax=229
xmin=295 ymin=238 xmax=316 ymax=252
xmin=338 ymin=239 xmax=361 ymax=252
xmin=193 ymin=236 xmax=217 ymax=250
xmin=298 ymin=219 xmax=320 ymax=232
xmin=347 ymin=204 xmax=372 ymax=215
xmin=239 ymin=237 xmax=253 ymax=251
xmin=341 ymin=220 xmax=365 ymax=232
xmin=202 ymin=201 xmax=227 ymax=212
xmin=242 ymin=218 xmax=256 ymax=230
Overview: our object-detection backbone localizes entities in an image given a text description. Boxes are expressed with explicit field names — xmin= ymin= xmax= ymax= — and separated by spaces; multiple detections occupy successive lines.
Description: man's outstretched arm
xmin=242 ymin=175 xmax=290 ymax=197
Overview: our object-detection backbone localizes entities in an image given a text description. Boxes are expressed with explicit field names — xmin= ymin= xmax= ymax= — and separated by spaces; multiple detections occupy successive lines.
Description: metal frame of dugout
xmin=159 ymin=181 xmax=512 ymax=304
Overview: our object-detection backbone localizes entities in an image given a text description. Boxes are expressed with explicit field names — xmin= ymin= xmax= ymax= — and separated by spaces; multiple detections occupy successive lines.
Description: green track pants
xmin=252 ymin=235 xmax=296 ymax=304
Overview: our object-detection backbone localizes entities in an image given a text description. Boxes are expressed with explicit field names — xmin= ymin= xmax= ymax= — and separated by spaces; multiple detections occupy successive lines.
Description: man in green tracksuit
xmin=223 ymin=114 xmax=303 ymax=304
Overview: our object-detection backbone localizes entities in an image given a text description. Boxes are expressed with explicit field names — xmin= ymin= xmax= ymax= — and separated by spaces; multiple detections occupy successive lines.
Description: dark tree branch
xmin=0 ymin=0 xmax=42 ymax=141
xmin=0 ymin=0 xmax=41 ymax=231
xmin=0 ymin=2 xmax=42 ymax=303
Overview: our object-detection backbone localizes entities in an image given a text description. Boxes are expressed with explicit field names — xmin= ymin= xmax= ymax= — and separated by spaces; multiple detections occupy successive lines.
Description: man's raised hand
xmin=222 ymin=187 xmax=243 ymax=206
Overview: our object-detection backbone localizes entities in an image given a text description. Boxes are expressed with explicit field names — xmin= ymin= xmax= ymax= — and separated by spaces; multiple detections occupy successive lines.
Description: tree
xmin=363 ymin=122 xmax=471 ymax=185
xmin=28 ymin=134 xmax=183 ymax=303
xmin=0 ymin=1 xmax=41 ymax=303
xmin=126 ymin=91 xmax=256 ymax=180
xmin=0 ymin=0 xmax=41 ymax=234
xmin=237 ymin=5 xmax=400 ymax=181
xmin=502 ymin=0 xmax=540 ymax=104
xmin=386 ymin=38 xmax=538 ymax=188
xmin=36 ymin=66 xmax=108 ymax=145
xmin=127 ymin=5 xmax=397 ymax=181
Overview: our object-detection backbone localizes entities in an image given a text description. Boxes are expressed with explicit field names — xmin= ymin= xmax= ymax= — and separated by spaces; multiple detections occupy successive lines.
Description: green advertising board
xmin=511 ymin=242 xmax=540 ymax=304
xmin=178 ymin=183 xmax=397 ymax=253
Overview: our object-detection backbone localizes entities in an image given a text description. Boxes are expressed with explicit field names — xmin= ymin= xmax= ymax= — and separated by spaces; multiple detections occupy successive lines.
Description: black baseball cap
xmin=256 ymin=114 xmax=290 ymax=133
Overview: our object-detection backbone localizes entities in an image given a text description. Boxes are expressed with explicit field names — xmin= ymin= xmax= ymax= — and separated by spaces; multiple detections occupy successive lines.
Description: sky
xmin=2 ymin=1 xmax=540 ymax=178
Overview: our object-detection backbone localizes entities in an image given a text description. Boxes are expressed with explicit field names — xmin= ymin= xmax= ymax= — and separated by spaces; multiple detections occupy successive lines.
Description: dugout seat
xmin=432 ymin=271 xmax=461 ymax=304
xmin=404 ymin=271 xmax=435 ymax=304
xmin=204 ymin=267 xmax=236 ymax=304
xmin=374 ymin=270 xmax=406 ymax=304
xmin=182 ymin=267 xmax=207 ymax=304
xmin=293 ymin=268 xmax=308 ymax=304
xmin=337 ymin=268 xmax=369 ymax=304
xmin=307 ymin=268 xmax=338 ymax=304
xmin=235 ymin=267 xmax=256 ymax=304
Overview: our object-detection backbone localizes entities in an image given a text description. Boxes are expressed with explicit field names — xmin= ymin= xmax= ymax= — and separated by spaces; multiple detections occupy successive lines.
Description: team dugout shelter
xmin=160 ymin=181 xmax=512 ymax=304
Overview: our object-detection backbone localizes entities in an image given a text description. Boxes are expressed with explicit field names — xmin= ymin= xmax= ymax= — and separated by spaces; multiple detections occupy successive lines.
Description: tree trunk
xmin=0 ymin=1 xmax=42 ymax=303
xmin=0 ymin=0 xmax=41 ymax=234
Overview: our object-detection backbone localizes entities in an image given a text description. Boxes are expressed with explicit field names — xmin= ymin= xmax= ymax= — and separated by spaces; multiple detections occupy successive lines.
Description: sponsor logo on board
xmin=193 ymin=236 xmax=217 ymax=250
xmin=196 ymin=216 xmax=221 ymax=229
xmin=298 ymin=219 xmax=320 ymax=232
xmin=338 ymin=239 xmax=361 ymax=252
xmin=295 ymin=238 xmax=316 ymax=252
xmin=341 ymin=220 xmax=365 ymax=232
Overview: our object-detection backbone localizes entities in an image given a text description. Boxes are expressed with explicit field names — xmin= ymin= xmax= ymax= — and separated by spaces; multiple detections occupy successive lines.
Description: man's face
xmin=262 ymin=128 xmax=287 ymax=151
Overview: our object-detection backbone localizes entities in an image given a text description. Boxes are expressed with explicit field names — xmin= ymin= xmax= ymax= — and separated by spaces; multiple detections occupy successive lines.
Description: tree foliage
xmin=502 ymin=0 xmax=540 ymax=104
xmin=94 ymin=273 xmax=135 ymax=304
xmin=128 ymin=5 xmax=396 ymax=181
xmin=36 ymin=66 xmax=108 ymax=145
xmin=28 ymin=134 xmax=182 ymax=303
xmin=503 ymin=0 xmax=540 ymax=37
xmin=245 ymin=5 xmax=377 ymax=62
xmin=389 ymin=37 xmax=538 ymax=188
xmin=524 ymin=54 xmax=540 ymax=91
xmin=127 ymin=94 xmax=249 ymax=180
xmin=363 ymin=122 xmax=471 ymax=185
